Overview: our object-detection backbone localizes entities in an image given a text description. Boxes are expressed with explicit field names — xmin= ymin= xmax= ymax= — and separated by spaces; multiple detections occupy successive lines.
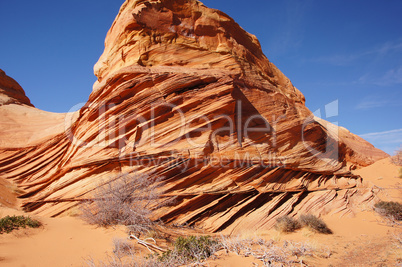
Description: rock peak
xmin=93 ymin=0 xmax=304 ymax=103
xmin=0 ymin=69 xmax=33 ymax=107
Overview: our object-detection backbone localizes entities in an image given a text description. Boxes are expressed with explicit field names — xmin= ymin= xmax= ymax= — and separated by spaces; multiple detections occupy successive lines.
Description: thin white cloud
xmin=359 ymin=66 xmax=402 ymax=86
xmin=360 ymin=128 xmax=402 ymax=145
xmin=355 ymin=94 xmax=399 ymax=110
xmin=375 ymin=41 xmax=402 ymax=55
xmin=356 ymin=100 xmax=389 ymax=110
xmin=361 ymin=128 xmax=402 ymax=138
xmin=314 ymin=54 xmax=361 ymax=66
xmin=381 ymin=67 xmax=402 ymax=85
xmin=360 ymin=128 xmax=402 ymax=155
xmin=268 ymin=0 xmax=312 ymax=57
xmin=313 ymin=40 xmax=402 ymax=66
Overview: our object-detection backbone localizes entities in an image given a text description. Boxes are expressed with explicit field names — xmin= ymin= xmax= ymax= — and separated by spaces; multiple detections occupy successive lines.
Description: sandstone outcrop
xmin=0 ymin=0 xmax=388 ymax=232
xmin=0 ymin=69 xmax=71 ymax=148
xmin=0 ymin=69 xmax=33 ymax=107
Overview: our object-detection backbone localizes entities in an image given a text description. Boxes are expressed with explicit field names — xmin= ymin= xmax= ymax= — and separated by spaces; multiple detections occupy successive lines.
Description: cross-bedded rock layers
xmin=0 ymin=0 xmax=388 ymax=233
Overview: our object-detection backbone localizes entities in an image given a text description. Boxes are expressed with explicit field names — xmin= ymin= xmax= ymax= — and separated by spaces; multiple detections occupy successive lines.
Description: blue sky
xmin=0 ymin=0 xmax=401 ymax=154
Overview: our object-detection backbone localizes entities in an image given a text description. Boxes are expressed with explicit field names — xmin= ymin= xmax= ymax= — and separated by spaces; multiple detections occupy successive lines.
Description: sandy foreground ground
xmin=0 ymin=207 xmax=127 ymax=267
xmin=0 ymin=158 xmax=401 ymax=267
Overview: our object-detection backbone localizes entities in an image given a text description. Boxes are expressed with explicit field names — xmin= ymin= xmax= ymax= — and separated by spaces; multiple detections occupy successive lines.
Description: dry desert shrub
xmin=81 ymin=172 xmax=163 ymax=234
xmin=156 ymin=235 xmax=220 ymax=264
xmin=299 ymin=214 xmax=333 ymax=234
xmin=86 ymin=234 xmax=332 ymax=267
xmin=392 ymin=148 xmax=402 ymax=178
xmin=274 ymin=215 xmax=301 ymax=233
xmin=112 ymin=238 xmax=137 ymax=259
xmin=392 ymin=147 xmax=402 ymax=166
xmin=219 ymin=235 xmax=319 ymax=266
xmin=374 ymin=201 xmax=402 ymax=221
xmin=219 ymin=235 xmax=261 ymax=256
xmin=394 ymin=232 xmax=402 ymax=249
xmin=86 ymin=235 xmax=220 ymax=267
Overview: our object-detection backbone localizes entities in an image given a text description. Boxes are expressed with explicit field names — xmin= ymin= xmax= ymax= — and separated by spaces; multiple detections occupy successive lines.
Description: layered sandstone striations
xmin=0 ymin=69 xmax=70 ymax=148
xmin=0 ymin=0 xmax=388 ymax=232
xmin=0 ymin=69 xmax=33 ymax=107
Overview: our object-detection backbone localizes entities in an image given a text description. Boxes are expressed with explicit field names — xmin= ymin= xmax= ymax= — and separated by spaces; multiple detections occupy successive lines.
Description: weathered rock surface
xmin=0 ymin=69 xmax=33 ymax=107
xmin=0 ymin=0 xmax=388 ymax=232
xmin=0 ymin=69 xmax=72 ymax=148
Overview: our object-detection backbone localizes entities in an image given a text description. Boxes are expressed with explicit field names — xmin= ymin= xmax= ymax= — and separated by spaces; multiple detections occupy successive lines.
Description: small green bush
xmin=0 ymin=215 xmax=42 ymax=234
xmin=175 ymin=235 xmax=218 ymax=260
xmin=299 ymin=214 xmax=332 ymax=234
xmin=374 ymin=201 xmax=402 ymax=221
xmin=274 ymin=216 xmax=301 ymax=233
xmin=158 ymin=235 xmax=219 ymax=263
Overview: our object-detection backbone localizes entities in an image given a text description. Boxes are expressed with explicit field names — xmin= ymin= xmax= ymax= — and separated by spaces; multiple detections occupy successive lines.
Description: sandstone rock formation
xmin=0 ymin=0 xmax=388 ymax=233
xmin=0 ymin=69 xmax=33 ymax=107
xmin=0 ymin=69 xmax=70 ymax=148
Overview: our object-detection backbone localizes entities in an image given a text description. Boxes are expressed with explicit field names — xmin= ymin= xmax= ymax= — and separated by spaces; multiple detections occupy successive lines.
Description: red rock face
xmin=0 ymin=69 xmax=33 ymax=107
xmin=0 ymin=0 xmax=388 ymax=232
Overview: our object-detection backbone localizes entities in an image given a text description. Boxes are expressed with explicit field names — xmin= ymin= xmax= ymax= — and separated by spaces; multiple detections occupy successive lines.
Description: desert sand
xmin=0 ymin=158 xmax=400 ymax=266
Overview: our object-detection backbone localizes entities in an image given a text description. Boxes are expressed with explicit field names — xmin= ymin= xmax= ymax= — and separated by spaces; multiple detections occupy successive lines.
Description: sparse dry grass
xmin=219 ymin=235 xmax=329 ymax=266
xmin=299 ymin=214 xmax=333 ymax=234
xmin=273 ymin=214 xmax=332 ymax=235
xmin=374 ymin=201 xmax=402 ymax=221
xmin=392 ymin=148 xmax=402 ymax=179
xmin=112 ymin=238 xmax=137 ymax=259
xmin=274 ymin=215 xmax=301 ymax=233
xmin=156 ymin=235 xmax=220 ymax=264
xmin=86 ymin=235 xmax=220 ymax=267
xmin=394 ymin=232 xmax=402 ymax=248
xmin=392 ymin=147 xmax=402 ymax=166
xmin=86 ymin=233 xmax=334 ymax=267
